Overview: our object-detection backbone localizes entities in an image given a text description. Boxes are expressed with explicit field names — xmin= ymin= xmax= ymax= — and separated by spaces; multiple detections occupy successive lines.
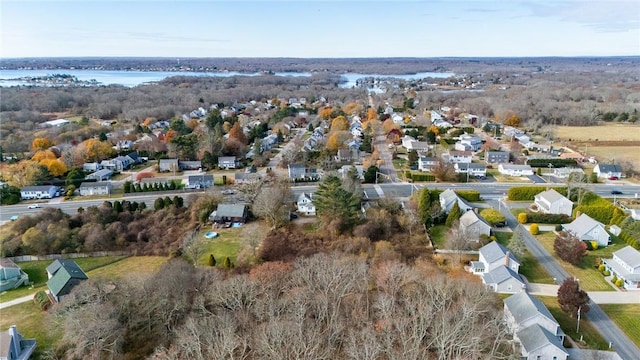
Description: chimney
xmin=505 ymin=251 xmax=510 ymax=268
xmin=9 ymin=325 xmax=20 ymax=357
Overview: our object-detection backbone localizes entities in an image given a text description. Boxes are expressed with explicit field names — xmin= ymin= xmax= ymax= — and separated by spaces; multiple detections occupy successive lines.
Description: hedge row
xmin=525 ymin=211 xmax=573 ymax=224
xmin=507 ymin=186 xmax=568 ymax=201
xmin=409 ymin=173 xmax=435 ymax=182
xmin=574 ymin=205 xmax=615 ymax=225
xmin=618 ymin=231 xmax=640 ymax=249
xmin=527 ymin=158 xmax=578 ymax=168
xmin=455 ymin=190 xmax=481 ymax=202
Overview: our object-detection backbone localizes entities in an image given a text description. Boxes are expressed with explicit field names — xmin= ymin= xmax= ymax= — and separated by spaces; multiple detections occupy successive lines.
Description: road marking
xmin=373 ymin=184 xmax=385 ymax=198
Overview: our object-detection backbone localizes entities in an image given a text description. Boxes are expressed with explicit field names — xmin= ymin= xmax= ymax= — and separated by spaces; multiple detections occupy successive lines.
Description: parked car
xmin=608 ymin=176 xmax=619 ymax=180
xmin=27 ymin=204 xmax=41 ymax=209
xmin=221 ymin=189 xmax=236 ymax=195
xmin=610 ymin=190 xmax=623 ymax=195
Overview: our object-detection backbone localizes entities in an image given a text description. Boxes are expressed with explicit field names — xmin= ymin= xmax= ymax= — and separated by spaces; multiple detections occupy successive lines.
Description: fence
xmin=8 ymin=250 xmax=131 ymax=263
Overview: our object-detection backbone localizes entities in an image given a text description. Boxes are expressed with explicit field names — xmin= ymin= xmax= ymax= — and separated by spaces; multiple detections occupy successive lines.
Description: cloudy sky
xmin=1 ymin=0 xmax=639 ymax=58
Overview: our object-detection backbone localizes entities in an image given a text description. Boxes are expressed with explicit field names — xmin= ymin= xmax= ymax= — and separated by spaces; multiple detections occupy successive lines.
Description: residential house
xmin=602 ymin=246 xmax=640 ymax=290
xmin=0 ymin=325 xmax=37 ymax=360
xmin=82 ymin=162 xmax=102 ymax=173
xmin=514 ymin=133 xmax=531 ymax=143
xmin=504 ymin=292 xmax=567 ymax=360
xmin=101 ymin=156 xmax=130 ymax=172
xmin=631 ymin=209 xmax=640 ymax=221
xmin=481 ymin=265 xmax=526 ymax=293
xmin=459 ymin=210 xmax=492 ymax=239
xmin=218 ymin=156 xmax=238 ymax=170
xmin=454 ymin=163 xmax=487 ymax=177
xmin=474 ymin=241 xmax=521 ymax=273
xmin=553 ymin=167 xmax=585 ymax=179
xmin=443 ymin=151 xmax=472 ymax=164
xmin=335 ymin=149 xmax=355 ymax=163
xmin=340 ymin=165 xmax=364 ymax=180
xmin=20 ymin=185 xmax=57 ymax=200
xmin=288 ymin=163 xmax=319 ymax=181
xmin=234 ymin=172 xmax=261 ymax=185
xmin=456 ymin=134 xmax=482 ymax=151
xmin=439 ymin=189 xmax=473 ymax=214
xmin=407 ymin=141 xmax=431 ymax=153
xmin=85 ymin=168 xmax=113 ymax=181
xmin=210 ymin=204 xmax=248 ymax=224
xmin=594 ymin=164 xmax=623 ymax=179
xmin=534 ymin=189 xmax=573 ymax=216
xmin=296 ymin=193 xmax=316 ymax=216
xmin=609 ymin=225 xmax=622 ymax=237
xmin=562 ymin=214 xmax=610 ymax=247
xmin=179 ymin=160 xmax=202 ymax=171
xmin=485 ymin=150 xmax=510 ymax=164
xmin=43 ymin=119 xmax=69 ymax=127
xmin=0 ymin=258 xmax=30 ymax=292
xmin=46 ymin=260 xmax=89 ymax=303
xmin=418 ymin=157 xmax=437 ymax=172
xmin=186 ymin=175 xmax=214 ymax=189
xmin=114 ymin=140 xmax=134 ymax=151
xmin=78 ymin=182 xmax=112 ymax=196
xmin=158 ymin=159 xmax=179 ymax=172
xmin=401 ymin=135 xmax=416 ymax=149
xmin=498 ymin=164 xmax=534 ymax=177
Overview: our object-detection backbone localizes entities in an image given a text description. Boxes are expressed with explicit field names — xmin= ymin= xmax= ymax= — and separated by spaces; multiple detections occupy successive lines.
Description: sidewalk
xmin=526 ymin=282 xmax=640 ymax=304
xmin=0 ymin=293 xmax=36 ymax=310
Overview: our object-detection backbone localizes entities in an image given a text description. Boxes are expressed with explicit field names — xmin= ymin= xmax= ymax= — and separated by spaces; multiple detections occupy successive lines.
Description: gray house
xmin=459 ymin=210 xmax=491 ymax=239
xmin=475 ymin=241 xmax=521 ymax=273
xmin=0 ymin=258 xmax=30 ymax=292
xmin=481 ymin=265 xmax=525 ymax=293
xmin=158 ymin=158 xmax=179 ymax=172
xmin=218 ymin=156 xmax=238 ymax=170
xmin=485 ymin=150 xmax=510 ymax=164
xmin=46 ymin=259 xmax=89 ymax=303
xmin=85 ymin=168 xmax=113 ymax=181
xmin=288 ymin=163 xmax=319 ymax=181
xmin=0 ymin=325 xmax=37 ymax=360
xmin=186 ymin=175 xmax=213 ymax=189
xmin=78 ymin=182 xmax=112 ymax=196
xmin=179 ymin=160 xmax=202 ymax=171
xmin=210 ymin=204 xmax=248 ymax=224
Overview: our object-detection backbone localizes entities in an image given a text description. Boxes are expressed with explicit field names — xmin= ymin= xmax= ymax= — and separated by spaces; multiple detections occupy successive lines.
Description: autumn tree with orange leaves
xmin=228 ymin=122 xmax=248 ymax=145
xmin=31 ymin=137 xmax=54 ymax=152
xmin=330 ymin=116 xmax=349 ymax=132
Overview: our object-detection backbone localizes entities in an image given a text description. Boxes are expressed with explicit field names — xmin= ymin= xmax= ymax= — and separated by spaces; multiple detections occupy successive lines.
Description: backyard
xmin=196 ymin=222 xmax=267 ymax=267
xmin=535 ymin=232 xmax=624 ymax=291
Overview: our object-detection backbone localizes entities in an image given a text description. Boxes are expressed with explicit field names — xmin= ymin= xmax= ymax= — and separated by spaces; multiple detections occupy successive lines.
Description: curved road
xmin=495 ymin=199 xmax=640 ymax=360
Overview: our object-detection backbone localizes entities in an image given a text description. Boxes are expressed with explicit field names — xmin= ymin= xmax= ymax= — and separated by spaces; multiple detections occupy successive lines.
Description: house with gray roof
xmin=504 ymin=292 xmax=566 ymax=359
xmin=534 ymin=189 xmax=573 ymax=216
xmin=485 ymin=150 xmax=510 ymax=164
xmin=78 ymin=182 xmax=112 ymax=196
xmin=594 ymin=163 xmax=623 ymax=179
xmin=186 ymin=175 xmax=213 ymax=189
xmin=46 ymin=259 xmax=88 ymax=303
xmin=459 ymin=210 xmax=491 ymax=239
xmin=85 ymin=168 xmax=113 ymax=181
xmin=454 ymin=162 xmax=487 ymax=177
xmin=562 ymin=213 xmax=610 ymax=247
xmin=218 ymin=156 xmax=238 ymax=170
xmin=475 ymin=241 xmax=520 ymax=273
xmin=0 ymin=325 xmax=36 ymax=360
xmin=498 ymin=164 xmax=534 ymax=177
xmin=158 ymin=158 xmax=179 ymax=172
xmin=516 ymin=324 xmax=568 ymax=360
xmin=439 ymin=189 xmax=473 ymax=214
xmin=210 ymin=204 xmax=248 ymax=224
xmin=418 ymin=157 xmax=437 ymax=172
xmin=481 ymin=265 xmax=525 ymax=293
xmin=0 ymin=258 xmax=30 ymax=292
xmin=602 ymin=246 xmax=640 ymax=290
xmin=20 ymin=185 xmax=57 ymax=200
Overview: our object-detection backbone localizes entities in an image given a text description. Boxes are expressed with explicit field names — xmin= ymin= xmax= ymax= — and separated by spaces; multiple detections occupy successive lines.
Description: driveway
xmin=0 ymin=293 xmax=37 ymax=309
xmin=527 ymin=174 xmax=547 ymax=183
xmin=495 ymin=199 xmax=640 ymax=359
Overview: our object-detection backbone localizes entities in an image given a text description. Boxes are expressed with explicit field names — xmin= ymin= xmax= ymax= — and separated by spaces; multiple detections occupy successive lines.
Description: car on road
xmin=610 ymin=190 xmax=623 ymax=195
xmin=27 ymin=204 xmax=41 ymax=209
xmin=221 ymin=189 xmax=236 ymax=195
xmin=608 ymin=176 xmax=619 ymax=180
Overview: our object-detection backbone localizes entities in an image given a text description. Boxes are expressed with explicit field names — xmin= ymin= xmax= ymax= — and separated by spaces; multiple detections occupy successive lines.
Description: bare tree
xmin=251 ymin=178 xmax=291 ymax=229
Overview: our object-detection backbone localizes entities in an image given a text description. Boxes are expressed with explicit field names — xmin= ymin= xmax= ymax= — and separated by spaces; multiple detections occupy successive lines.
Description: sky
xmin=1 ymin=0 xmax=639 ymax=58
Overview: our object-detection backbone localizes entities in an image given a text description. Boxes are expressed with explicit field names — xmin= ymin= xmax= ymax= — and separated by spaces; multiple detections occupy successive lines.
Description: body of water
xmin=0 ymin=69 xmax=454 ymax=88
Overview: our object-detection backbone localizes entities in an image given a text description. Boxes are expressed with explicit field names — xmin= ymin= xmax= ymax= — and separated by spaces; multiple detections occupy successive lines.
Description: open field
xmin=536 ymin=232 xmax=625 ymax=291
xmin=87 ymin=256 xmax=168 ymax=280
xmin=600 ymin=304 xmax=640 ymax=349
xmin=554 ymin=124 xmax=640 ymax=142
xmin=579 ymin=146 xmax=640 ymax=167
xmin=536 ymin=296 xmax=609 ymax=350
xmin=197 ymin=222 xmax=267 ymax=266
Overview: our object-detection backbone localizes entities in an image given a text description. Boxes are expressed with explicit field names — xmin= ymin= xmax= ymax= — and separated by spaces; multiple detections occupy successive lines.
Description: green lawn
xmin=429 ymin=225 xmax=448 ymax=249
xmin=197 ymin=227 xmax=249 ymax=266
xmin=392 ymin=158 xmax=408 ymax=171
xmin=600 ymin=304 xmax=640 ymax=349
xmin=0 ymin=301 xmax=62 ymax=356
xmin=536 ymin=232 xmax=620 ymax=291
xmin=536 ymin=296 xmax=610 ymax=350
xmin=87 ymin=256 xmax=168 ymax=280
xmin=493 ymin=231 xmax=555 ymax=284
xmin=0 ymin=256 xmax=128 ymax=303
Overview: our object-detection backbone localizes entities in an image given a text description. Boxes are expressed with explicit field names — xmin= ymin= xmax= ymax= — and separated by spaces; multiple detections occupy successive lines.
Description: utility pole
xmin=576 ymin=305 xmax=582 ymax=333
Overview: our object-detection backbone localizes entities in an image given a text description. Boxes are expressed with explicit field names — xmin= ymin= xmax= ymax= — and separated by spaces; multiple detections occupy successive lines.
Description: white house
xmin=401 ymin=135 xmax=416 ymax=149
xmin=474 ymin=241 xmax=521 ymax=273
xmin=296 ymin=193 xmax=316 ymax=216
xmin=594 ymin=164 xmax=623 ymax=179
xmin=20 ymin=185 xmax=57 ymax=200
xmin=459 ymin=210 xmax=491 ymax=239
xmin=602 ymin=246 xmax=640 ymax=290
xmin=439 ymin=189 xmax=473 ymax=214
xmin=481 ymin=265 xmax=526 ymax=293
xmin=553 ymin=167 xmax=585 ymax=179
xmin=454 ymin=163 xmax=487 ymax=177
xmin=78 ymin=182 xmax=112 ymax=196
xmin=443 ymin=151 xmax=472 ymax=164
xmin=534 ymin=189 xmax=573 ymax=216
xmin=498 ymin=164 xmax=534 ymax=177
xmin=406 ymin=141 xmax=431 ymax=152
xmin=562 ymin=214 xmax=610 ymax=247
xmin=457 ymin=134 xmax=482 ymax=151
xmin=418 ymin=157 xmax=437 ymax=172
xmin=504 ymin=292 xmax=567 ymax=360
xmin=471 ymin=241 xmax=525 ymax=293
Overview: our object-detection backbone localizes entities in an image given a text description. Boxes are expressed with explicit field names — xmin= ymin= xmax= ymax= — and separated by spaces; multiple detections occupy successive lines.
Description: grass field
xmin=554 ymin=124 xmax=640 ymax=142
xmin=536 ymin=296 xmax=609 ymax=350
xmin=429 ymin=225 xmax=448 ymax=248
xmin=581 ymin=146 xmax=640 ymax=167
xmin=600 ymin=304 xmax=640 ymax=349
xmin=0 ymin=301 xmax=61 ymax=356
xmin=86 ymin=256 xmax=168 ymax=280
xmin=197 ymin=223 xmax=268 ymax=266
xmin=535 ymin=232 xmax=624 ymax=291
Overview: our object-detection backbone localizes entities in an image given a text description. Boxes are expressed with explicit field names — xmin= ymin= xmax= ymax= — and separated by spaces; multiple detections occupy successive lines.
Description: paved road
xmin=496 ymin=199 xmax=640 ymax=360
xmin=526 ymin=283 xmax=640 ymax=304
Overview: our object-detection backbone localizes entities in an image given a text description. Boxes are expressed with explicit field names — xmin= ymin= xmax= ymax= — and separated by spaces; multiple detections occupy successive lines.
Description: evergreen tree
xmin=445 ymin=202 xmax=462 ymax=227
xmin=314 ymin=174 xmax=361 ymax=233
xmin=407 ymin=150 xmax=419 ymax=167
xmin=223 ymin=256 xmax=231 ymax=269
xmin=173 ymin=196 xmax=184 ymax=208
xmin=208 ymin=254 xmax=216 ymax=267
xmin=113 ymin=200 xmax=123 ymax=213
xmin=163 ymin=196 xmax=173 ymax=208
xmin=154 ymin=198 xmax=165 ymax=210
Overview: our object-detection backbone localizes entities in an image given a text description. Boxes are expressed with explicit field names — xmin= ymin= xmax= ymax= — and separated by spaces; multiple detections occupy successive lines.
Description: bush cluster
xmin=526 ymin=158 xmax=578 ymax=168
xmin=525 ymin=211 xmax=573 ymax=224
xmin=408 ymin=173 xmax=435 ymax=182
xmin=124 ymin=180 xmax=182 ymax=193
xmin=455 ymin=190 xmax=481 ymax=202
xmin=507 ymin=186 xmax=567 ymax=201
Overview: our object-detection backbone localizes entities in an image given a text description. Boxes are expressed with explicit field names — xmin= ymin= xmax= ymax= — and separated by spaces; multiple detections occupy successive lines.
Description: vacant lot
xmin=579 ymin=146 xmax=640 ymax=167
xmin=554 ymin=124 xmax=640 ymax=142
xmin=600 ymin=304 xmax=640 ymax=349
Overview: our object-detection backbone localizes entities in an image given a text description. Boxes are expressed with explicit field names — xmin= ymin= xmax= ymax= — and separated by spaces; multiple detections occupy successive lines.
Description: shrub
xmin=525 ymin=211 xmax=573 ymax=224
xmin=33 ymin=290 xmax=50 ymax=311
xmin=590 ymin=241 xmax=598 ymax=250
xmin=527 ymin=158 xmax=578 ymax=168
xmin=480 ymin=208 xmax=506 ymax=226
xmin=555 ymin=224 xmax=564 ymax=231
xmin=598 ymin=264 xmax=605 ymax=272
xmin=455 ymin=190 xmax=481 ymax=202
xmin=604 ymin=270 xmax=610 ymax=276
xmin=615 ymin=279 xmax=624 ymax=287
xmin=518 ymin=213 xmax=528 ymax=224
xmin=529 ymin=223 xmax=539 ymax=235
xmin=612 ymin=275 xmax=618 ymax=283
xmin=508 ymin=186 xmax=567 ymax=201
